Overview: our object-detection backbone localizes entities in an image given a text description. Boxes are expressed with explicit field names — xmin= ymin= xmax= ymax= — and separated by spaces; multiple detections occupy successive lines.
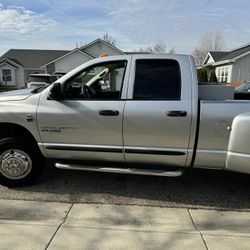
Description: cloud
xmin=0 ymin=4 xmax=57 ymax=35
xmin=0 ymin=0 xmax=250 ymax=56
xmin=94 ymin=0 xmax=250 ymax=52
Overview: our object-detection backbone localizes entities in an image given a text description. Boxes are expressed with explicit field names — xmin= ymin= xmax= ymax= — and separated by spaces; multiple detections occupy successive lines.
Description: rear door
xmin=123 ymin=55 xmax=194 ymax=167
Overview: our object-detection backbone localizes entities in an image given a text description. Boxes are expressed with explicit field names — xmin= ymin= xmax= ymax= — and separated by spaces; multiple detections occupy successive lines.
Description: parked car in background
xmin=26 ymin=74 xmax=61 ymax=89
xmin=234 ymin=82 xmax=250 ymax=100
xmin=235 ymin=82 xmax=250 ymax=93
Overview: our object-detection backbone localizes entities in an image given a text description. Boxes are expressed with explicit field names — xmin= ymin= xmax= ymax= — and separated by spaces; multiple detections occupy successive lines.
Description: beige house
xmin=0 ymin=39 xmax=124 ymax=89
xmin=43 ymin=39 xmax=124 ymax=74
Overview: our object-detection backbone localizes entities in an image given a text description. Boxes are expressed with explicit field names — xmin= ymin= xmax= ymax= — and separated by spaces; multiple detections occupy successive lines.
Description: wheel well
xmin=0 ymin=123 xmax=40 ymax=151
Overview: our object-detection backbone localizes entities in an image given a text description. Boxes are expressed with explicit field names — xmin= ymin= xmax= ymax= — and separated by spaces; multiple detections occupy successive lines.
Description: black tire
xmin=0 ymin=137 xmax=44 ymax=187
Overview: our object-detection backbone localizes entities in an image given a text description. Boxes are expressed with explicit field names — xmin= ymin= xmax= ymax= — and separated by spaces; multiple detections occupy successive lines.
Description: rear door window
xmin=133 ymin=59 xmax=181 ymax=100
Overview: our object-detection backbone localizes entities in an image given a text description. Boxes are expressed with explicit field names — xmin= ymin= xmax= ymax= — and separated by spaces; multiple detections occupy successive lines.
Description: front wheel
xmin=0 ymin=137 xmax=44 ymax=187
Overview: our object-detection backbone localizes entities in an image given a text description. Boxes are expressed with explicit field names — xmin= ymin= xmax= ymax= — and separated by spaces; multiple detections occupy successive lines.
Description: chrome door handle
xmin=99 ymin=110 xmax=119 ymax=116
xmin=166 ymin=111 xmax=187 ymax=117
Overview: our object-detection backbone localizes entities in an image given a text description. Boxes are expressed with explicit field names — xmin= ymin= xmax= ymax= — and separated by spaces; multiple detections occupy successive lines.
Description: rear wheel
xmin=0 ymin=137 xmax=44 ymax=187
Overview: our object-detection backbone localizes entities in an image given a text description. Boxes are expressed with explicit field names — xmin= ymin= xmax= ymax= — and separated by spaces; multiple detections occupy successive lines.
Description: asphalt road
xmin=0 ymin=163 xmax=250 ymax=210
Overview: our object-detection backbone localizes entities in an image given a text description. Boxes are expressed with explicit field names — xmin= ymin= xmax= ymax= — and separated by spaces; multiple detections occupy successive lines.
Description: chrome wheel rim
xmin=0 ymin=149 xmax=32 ymax=179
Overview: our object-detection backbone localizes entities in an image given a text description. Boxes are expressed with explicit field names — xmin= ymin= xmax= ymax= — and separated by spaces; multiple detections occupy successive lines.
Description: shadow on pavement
xmin=4 ymin=163 xmax=250 ymax=210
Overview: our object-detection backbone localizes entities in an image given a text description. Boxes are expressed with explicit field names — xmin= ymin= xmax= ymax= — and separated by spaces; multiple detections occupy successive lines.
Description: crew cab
xmin=0 ymin=54 xmax=250 ymax=187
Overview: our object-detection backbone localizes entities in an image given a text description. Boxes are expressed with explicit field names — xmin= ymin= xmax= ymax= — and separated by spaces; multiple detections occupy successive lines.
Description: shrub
xmin=209 ymin=69 xmax=218 ymax=82
xmin=197 ymin=68 xmax=208 ymax=83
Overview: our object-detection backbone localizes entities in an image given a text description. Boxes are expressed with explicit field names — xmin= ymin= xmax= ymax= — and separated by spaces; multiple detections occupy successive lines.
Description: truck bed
xmin=194 ymin=99 xmax=250 ymax=172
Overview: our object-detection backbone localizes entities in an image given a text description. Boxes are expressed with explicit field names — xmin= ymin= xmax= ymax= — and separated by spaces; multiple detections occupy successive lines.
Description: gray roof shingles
xmin=0 ymin=49 xmax=69 ymax=68
xmin=209 ymin=51 xmax=230 ymax=62
xmin=219 ymin=44 xmax=250 ymax=61
xmin=207 ymin=44 xmax=250 ymax=64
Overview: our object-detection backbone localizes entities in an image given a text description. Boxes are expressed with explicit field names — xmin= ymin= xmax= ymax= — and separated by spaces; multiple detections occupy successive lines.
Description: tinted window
xmin=133 ymin=59 xmax=181 ymax=100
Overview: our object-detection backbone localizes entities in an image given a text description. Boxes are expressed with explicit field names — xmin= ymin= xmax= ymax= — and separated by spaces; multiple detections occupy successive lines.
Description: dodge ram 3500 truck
xmin=0 ymin=54 xmax=250 ymax=187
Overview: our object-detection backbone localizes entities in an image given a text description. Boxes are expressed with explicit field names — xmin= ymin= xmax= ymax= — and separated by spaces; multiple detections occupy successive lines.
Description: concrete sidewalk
xmin=0 ymin=200 xmax=250 ymax=249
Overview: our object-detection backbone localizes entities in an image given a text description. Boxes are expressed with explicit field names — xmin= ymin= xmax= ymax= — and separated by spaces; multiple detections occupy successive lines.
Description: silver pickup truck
xmin=0 ymin=54 xmax=250 ymax=187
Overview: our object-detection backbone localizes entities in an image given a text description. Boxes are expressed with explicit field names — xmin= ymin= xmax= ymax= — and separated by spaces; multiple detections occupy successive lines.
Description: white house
xmin=0 ymin=39 xmax=125 ymax=89
xmin=202 ymin=44 xmax=250 ymax=83
xmin=0 ymin=49 xmax=69 ymax=89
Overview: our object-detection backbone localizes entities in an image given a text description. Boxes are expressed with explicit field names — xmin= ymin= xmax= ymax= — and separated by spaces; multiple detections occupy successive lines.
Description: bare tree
xmin=136 ymin=41 xmax=176 ymax=54
xmin=75 ymin=41 xmax=86 ymax=48
xmin=102 ymin=33 xmax=116 ymax=47
xmin=192 ymin=32 xmax=226 ymax=66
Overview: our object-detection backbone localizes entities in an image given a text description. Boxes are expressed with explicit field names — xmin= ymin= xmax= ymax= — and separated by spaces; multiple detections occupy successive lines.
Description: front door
xmin=37 ymin=59 xmax=129 ymax=162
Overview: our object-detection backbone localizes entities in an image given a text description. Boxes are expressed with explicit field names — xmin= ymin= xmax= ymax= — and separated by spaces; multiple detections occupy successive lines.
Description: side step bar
xmin=55 ymin=163 xmax=184 ymax=177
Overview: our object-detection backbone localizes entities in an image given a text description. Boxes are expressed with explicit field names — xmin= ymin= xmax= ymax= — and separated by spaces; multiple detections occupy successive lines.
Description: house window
xmin=2 ymin=69 xmax=12 ymax=82
xmin=218 ymin=68 xmax=221 ymax=82
xmin=221 ymin=68 xmax=225 ymax=82
xmin=224 ymin=67 xmax=228 ymax=82
xmin=217 ymin=67 xmax=228 ymax=83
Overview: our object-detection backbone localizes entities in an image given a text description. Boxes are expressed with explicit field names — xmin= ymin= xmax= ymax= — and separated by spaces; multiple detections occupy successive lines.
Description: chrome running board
xmin=55 ymin=163 xmax=184 ymax=177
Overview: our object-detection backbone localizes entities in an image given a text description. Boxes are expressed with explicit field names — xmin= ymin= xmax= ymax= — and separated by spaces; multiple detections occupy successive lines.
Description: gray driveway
xmin=0 ymin=163 xmax=250 ymax=210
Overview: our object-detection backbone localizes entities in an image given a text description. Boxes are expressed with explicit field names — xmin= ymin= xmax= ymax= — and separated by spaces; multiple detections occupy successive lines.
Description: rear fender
xmin=226 ymin=112 xmax=250 ymax=174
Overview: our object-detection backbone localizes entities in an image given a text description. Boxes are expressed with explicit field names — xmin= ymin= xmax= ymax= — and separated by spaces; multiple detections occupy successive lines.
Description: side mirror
xmin=47 ymin=82 xmax=63 ymax=100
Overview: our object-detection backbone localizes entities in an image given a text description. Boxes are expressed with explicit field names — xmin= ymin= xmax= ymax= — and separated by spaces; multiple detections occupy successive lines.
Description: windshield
xmin=29 ymin=76 xmax=52 ymax=83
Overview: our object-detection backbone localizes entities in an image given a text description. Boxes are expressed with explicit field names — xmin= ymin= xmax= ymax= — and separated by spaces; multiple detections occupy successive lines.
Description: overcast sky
xmin=0 ymin=0 xmax=249 ymax=55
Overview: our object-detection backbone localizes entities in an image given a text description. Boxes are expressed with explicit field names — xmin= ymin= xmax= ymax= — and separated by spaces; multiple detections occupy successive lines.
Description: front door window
xmin=64 ymin=61 xmax=127 ymax=100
